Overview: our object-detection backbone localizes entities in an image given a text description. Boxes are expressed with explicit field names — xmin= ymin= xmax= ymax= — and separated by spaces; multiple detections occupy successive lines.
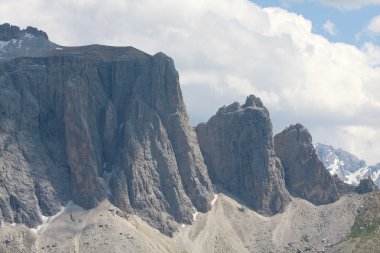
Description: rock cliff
xmin=0 ymin=23 xmax=56 ymax=61
xmin=274 ymin=124 xmax=341 ymax=205
xmin=196 ymin=95 xmax=290 ymax=215
xmin=0 ymin=23 xmax=48 ymax=41
xmin=0 ymin=24 xmax=213 ymax=235
xmin=1 ymin=24 xmax=377 ymax=242
xmin=332 ymin=175 xmax=357 ymax=195
xmin=356 ymin=177 xmax=378 ymax=194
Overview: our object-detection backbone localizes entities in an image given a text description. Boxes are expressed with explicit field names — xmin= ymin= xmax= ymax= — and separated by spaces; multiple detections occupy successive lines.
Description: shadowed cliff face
xmin=356 ymin=178 xmax=378 ymax=194
xmin=0 ymin=39 xmax=213 ymax=235
xmin=274 ymin=124 xmax=341 ymax=205
xmin=196 ymin=95 xmax=290 ymax=215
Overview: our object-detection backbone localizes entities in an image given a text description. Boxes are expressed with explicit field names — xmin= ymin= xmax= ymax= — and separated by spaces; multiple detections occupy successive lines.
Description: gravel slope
xmin=0 ymin=193 xmax=365 ymax=253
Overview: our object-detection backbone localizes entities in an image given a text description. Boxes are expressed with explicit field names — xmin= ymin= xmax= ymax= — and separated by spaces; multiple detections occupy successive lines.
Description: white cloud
xmin=322 ymin=20 xmax=337 ymax=36
xmin=367 ymin=15 xmax=380 ymax=36
xmin=318 ymin=0 xmax=380 ymax=10
xmin=362 ymin=42 xmax=380 ymax=66
xmin=1 ymin=0 xmax=380 ymax=164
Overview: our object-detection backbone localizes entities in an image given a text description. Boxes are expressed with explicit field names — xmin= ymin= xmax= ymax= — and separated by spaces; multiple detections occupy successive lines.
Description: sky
xmin=0 ymin=0 xmax=380 ymax=164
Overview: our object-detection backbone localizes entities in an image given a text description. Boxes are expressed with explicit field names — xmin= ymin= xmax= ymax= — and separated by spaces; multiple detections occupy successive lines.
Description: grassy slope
xmin=330 ymin=192 xmax=380 ymax=253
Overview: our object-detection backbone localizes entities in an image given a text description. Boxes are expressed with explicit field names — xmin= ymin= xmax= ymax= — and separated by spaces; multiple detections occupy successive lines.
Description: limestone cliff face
xmin=274 ymin=124 xmax=340 ymax=205
xmin=196 ymin=95 xmax=290 ymax=215
xmin=4 ymin=24 xmax=376 ymax=240
xmin=0 ymin=26 xmax=213 ymax=235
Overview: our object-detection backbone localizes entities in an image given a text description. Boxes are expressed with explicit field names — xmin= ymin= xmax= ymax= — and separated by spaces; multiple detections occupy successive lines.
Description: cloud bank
xmin=0 ymin=0 xmax=379 ymax=164
xmin=318 ymin=0 xmax=380 ymax=10
xmin=367 ymin=15 xmax=380 ymax=36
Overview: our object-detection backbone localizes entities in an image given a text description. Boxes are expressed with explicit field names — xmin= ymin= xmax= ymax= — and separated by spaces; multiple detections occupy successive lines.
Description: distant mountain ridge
xmin=315 ymin=143 xmax=380 ymax=187
xmin=0 ymin=23 xmax=57 ymax=61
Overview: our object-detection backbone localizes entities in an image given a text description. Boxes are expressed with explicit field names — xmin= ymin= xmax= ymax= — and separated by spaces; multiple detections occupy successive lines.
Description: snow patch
xmin=30 ymin=224 xmax=43 ymax=233
xmin=344 ymin=166 xmax=369 ymax=186
xmin=318 ymin=143 xmax=380 ymax=187
xmin=100 ymin=168 xmax=114 ymax=196
xmin=345 ymin=173 xmax=360 ymax=186
xmin=0 ymin=40 xmax=10 ymax=50
xmin=181 ymin=224 xmax=186 ymax=228
xmin=327 ymin=158 xmax=340 ymax=176
xmin=372 ymin=169 xmax=380 ymax=182
xmin=30 ymin=201 xmax=72 ymax=233
xmin=193 ymin=211 xmax=199 ymax=222
xmin=211 ymin=194 xmax=218 ymax=206
xmin=24 ymin=33 xmax=34 ymax=39
xmin=55 ymin=47 xmax=63 ymax=50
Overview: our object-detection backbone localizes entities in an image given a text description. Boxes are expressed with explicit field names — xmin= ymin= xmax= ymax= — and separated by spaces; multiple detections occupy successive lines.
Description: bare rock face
xmin=0 ymin=23 xmax=48 ymax=41
xmin=332 ymin=175 xmax=356 ymax=195
xmin=0 ymin=24 xmax=56 ymax=61
xmin=356 ymin=177 xmax=378 ymax=194
xmin=196 ymin=95 xmax=290 ymax=215
xmin=0 ymin=25 xmax=213 ymax=235
xmin=274 ymin=124 xmax=340 ymax=205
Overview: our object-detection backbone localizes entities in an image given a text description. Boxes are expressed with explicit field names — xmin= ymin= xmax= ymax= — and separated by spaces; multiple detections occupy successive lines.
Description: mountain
xmin=0 ymin=23 xmax=379 ymax=253
xmin=274 ymin=125 xmax=378 ymax=202
xmin=315 ymin=143 xmax=380 ymax=188
xmin=0 ymin=23 xmax=57 ymax=61
xmin=0 ymin=23 xmax=213 ymax=236
xmin=274 ymin=124 xmax=340 ymax=205
xmin=196 ymin=95 xmax=290 ymax=215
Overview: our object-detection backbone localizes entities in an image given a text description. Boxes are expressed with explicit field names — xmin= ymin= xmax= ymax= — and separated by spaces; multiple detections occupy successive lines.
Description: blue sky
xmin=252 ymin=0 xmax=380 ymax=46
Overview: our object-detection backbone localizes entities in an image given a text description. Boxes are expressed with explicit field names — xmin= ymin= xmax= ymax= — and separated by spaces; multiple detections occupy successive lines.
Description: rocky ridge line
xmin=0 ymin=23 xmax=48 ymax=41
xmin=315 ymin=143 xmax=380 ymax=188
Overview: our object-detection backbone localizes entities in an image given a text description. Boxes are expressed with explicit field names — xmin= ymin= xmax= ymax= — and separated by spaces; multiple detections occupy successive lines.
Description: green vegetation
xmin=349 ymin=216 xmax=380 ymax=238
xmin=349 ymin=192 xmax=380 ymax=239
xmin=333 ymin=192 xmax=380 ymax=253
xmin=0 ymin=244 xmax=6 ymax=253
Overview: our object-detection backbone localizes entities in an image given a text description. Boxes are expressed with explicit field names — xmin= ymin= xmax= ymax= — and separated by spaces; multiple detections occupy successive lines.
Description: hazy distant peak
xmin=243 ymin=94 xmax=264 ymax=108
xmin=315 ymin=143 xmax=380 ymax=187
xmin=0 ymin=23 xmax=48 ymax=41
